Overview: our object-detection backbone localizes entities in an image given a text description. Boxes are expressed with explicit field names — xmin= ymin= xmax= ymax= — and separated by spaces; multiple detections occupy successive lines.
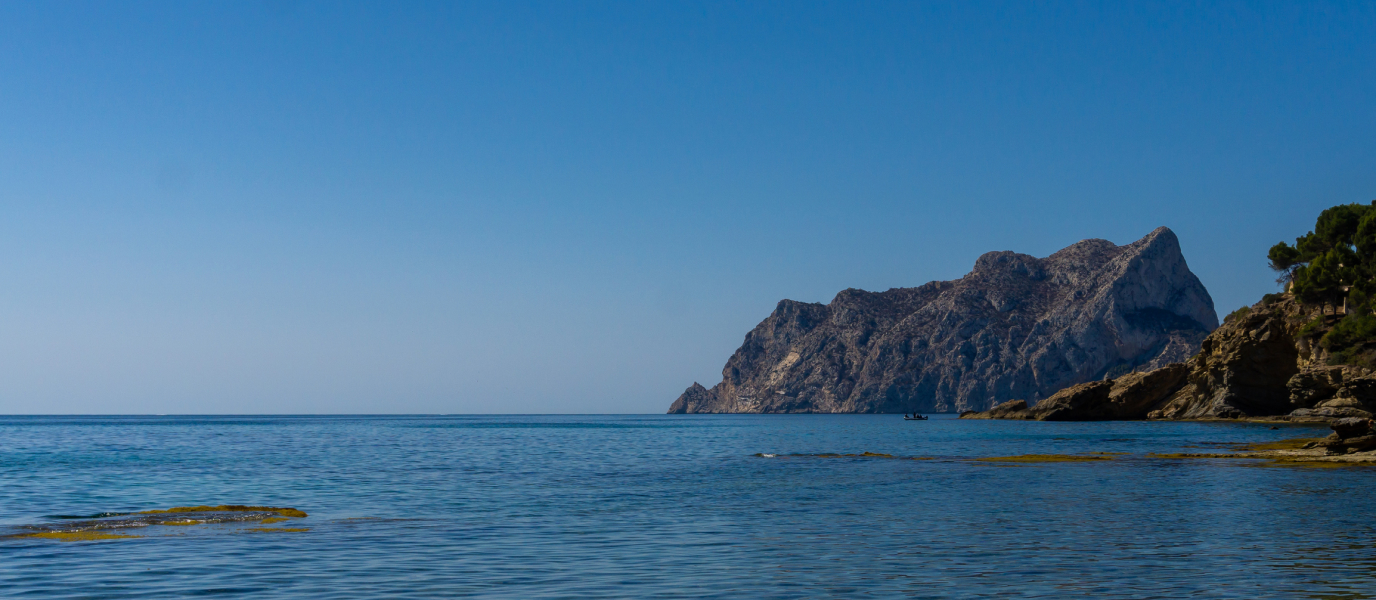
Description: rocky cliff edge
xmin=960 ymin=294 xmax=1376 ymax=422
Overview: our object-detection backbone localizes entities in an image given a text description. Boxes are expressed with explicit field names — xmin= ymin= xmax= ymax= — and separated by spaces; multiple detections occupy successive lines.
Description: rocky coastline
xmin=1144 ymin=417 xmax=1376 ymax=463
xmin=959 ymin=293 xmax=1376 ymax=425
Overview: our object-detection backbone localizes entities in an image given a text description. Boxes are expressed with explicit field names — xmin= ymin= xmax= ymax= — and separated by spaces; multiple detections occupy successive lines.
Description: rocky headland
xmin=959 ymin=293 xmax=1376 ymax=424
xmin=670 ymin=227 xmax=1218 ymax=414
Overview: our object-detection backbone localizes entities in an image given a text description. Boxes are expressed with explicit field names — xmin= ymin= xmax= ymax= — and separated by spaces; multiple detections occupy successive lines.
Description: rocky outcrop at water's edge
xmin=960 ymin=293 xmax=1376 ymax=422
xmin=960 ymin=363 xmax=1190 ymax=421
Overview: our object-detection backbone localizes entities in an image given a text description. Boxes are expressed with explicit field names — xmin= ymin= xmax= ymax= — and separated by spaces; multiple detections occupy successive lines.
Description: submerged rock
xmin=4 ymin=505 xmax=308 ymax=542
xmin=671 ymin=227 xmax=1216 ymax=414
xmin=973 ymin=454 xmax=1114 ymax=463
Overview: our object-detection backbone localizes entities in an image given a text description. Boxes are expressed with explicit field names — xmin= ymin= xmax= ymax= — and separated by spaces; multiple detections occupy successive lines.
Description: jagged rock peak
xmin=669 ymin=227 xmax=1217 ymax=414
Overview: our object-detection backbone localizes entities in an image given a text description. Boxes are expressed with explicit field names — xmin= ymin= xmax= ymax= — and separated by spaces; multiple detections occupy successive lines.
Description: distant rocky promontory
xmin=959 ymin=201 xmax=1376 ymax=426
xmin=670 ymin=227 xmax=1218 ymax=414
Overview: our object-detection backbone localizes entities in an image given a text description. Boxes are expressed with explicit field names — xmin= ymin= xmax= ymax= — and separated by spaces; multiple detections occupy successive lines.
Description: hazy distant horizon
xmin=1 ymin=1 xmax=1373 ymax=414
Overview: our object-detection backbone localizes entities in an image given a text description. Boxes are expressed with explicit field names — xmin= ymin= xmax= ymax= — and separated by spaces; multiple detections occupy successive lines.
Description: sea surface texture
xmin=3 ymin=415 xmax=1375 ymax=598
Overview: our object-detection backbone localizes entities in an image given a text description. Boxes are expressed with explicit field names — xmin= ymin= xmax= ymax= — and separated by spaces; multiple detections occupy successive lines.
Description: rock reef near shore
xmin=1155 ymin=418 xmax=1376 ymax=464
xmin=670 ymin=227 xmax=1217 ymax=414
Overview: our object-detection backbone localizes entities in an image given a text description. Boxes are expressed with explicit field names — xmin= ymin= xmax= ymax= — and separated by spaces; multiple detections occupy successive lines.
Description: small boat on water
xmin=903 ymin=414 xmax=928 ymax=421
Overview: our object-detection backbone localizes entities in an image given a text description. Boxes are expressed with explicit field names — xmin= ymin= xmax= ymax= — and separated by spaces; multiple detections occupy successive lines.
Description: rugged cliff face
xmin=669 ymin=227 xmax=1218 ymax=414
xmin=959 ymin=294 xmax=1376 ymax=422
xmin=1150 ymin=295 xmax=1376 ymax=421
xmin=1148 ymin=297 xmax=1304 ymax=419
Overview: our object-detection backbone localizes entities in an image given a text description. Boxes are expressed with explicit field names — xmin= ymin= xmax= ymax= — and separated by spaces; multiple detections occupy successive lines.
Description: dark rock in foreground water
xmin=672 ymin=227 xmax=1217 ymax=414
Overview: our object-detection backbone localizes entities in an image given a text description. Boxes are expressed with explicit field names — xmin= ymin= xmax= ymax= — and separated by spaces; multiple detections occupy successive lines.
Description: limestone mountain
xmin=669 ymin=227 xmax=1218 ymax=414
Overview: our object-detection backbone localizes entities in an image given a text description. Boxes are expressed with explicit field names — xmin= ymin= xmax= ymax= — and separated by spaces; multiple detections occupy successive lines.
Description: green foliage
xmin=1274 ymin=201 xmax=1376 ymax=364
xmin=1225 ymin=306 xmax=1251 ymax=323
xmin=1297 ymin=317 xmax=1325 ymax=340
xmin=1274 ymin=201 xmax=1376 ymax=308
xmin=1349 ymin=287 xmax=1373 ymax=316
xmin=1323 ymin=314 xmax=1376 ymax=368
xmin=1356 ymin=209 xmax=1376 ymax=257
xmin=1292 ymin=246 xmax=1357 ymax=306
xmin=1314 ymin=204 xmax=1366 ymax=248
xmin=1260 ymin=293 xmax=1283 ymax=306
xmin=1321 ymin=314 xmax=1376 ymax=349
xmin=1268 ymin=242 xmax=1300 ymax=273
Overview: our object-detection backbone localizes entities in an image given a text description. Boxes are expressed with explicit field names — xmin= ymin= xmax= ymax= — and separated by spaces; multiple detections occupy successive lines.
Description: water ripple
xmin=2 ymin=414 xmax=1374 ymax=598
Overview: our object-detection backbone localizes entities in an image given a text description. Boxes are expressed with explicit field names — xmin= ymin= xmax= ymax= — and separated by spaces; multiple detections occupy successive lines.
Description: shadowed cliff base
xmin=671 ymin=227 xmax=1216 ymax=414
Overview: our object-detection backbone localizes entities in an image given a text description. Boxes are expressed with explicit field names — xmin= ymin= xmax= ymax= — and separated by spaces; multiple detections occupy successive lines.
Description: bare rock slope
xmin=670 ymin=227 xmax=1218 ymax=414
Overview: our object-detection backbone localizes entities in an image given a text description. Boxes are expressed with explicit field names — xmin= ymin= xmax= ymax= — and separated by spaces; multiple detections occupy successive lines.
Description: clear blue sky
xmin=1 ymin=1 xmax=1373 ymax=414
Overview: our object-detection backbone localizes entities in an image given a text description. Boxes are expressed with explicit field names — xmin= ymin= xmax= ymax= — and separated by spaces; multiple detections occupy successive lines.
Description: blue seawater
xmin=3 ymin=414 xmax=1375 ymax=598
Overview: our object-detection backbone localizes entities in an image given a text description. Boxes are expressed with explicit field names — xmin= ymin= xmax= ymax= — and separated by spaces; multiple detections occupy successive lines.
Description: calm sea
xmin=2 ymin=414 xmax=1374 ymax=598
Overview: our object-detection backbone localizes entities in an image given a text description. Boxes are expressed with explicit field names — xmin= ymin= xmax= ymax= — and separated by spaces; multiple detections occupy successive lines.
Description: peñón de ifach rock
xmin=670 ymin=227 xmax=1217 ymax=414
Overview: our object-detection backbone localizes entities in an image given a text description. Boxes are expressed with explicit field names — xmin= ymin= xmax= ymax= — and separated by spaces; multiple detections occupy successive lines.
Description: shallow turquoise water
xmin=2 ymin=414 xmax=1374 ymax=598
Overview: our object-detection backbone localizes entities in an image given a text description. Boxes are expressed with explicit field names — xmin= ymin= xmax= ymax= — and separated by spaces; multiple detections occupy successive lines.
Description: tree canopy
xmin=1270 ymin=201 xmax=1376 ymax=311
